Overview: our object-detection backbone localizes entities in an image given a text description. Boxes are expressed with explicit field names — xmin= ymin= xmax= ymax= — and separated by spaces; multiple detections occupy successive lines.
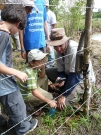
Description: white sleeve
xmin=68 ymin=46 xmax=77 ymax=72
xmin=89 ymin=60 xmax=96 ymax=83
xmin=50 ymin=12 xmax=57 ymax=25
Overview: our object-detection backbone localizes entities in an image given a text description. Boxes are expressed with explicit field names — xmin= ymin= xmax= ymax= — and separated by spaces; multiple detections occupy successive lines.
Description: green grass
xmin=33 ymin=102 xmax=101 ymax=135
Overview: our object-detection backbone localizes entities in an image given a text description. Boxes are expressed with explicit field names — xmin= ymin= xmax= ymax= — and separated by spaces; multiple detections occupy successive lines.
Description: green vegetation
xmin=93 ymin=9 xmax=101 ymax=18
xmin=49 ymin=0 xmax=101 ymax=37
xmin=49 ymin=0 xmax=59 ymax=14
xmin=34 ymin=104 xmax=101 ymax=135
xmin=49 ymin=0 xmax=86 ymax=36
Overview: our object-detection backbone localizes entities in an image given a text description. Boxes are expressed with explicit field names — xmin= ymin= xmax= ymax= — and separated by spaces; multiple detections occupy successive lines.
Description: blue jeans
xmin=46 ymin=68 xmax=82 ymax=97
xmin=0 ymin=90 xmax=31 ymax=135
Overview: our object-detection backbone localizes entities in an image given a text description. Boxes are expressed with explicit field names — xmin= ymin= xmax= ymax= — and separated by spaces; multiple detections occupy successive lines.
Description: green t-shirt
xmin=18 ymin=67 xmax=38 ymax=100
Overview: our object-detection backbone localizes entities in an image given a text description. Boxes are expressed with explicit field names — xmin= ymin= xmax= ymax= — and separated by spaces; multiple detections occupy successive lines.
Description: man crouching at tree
xmin=46 ymin=28 xmax=95 ymax=110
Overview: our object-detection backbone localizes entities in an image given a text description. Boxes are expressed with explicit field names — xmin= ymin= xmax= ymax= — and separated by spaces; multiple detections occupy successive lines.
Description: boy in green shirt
xmin=18 ymin=49 xmax=57 ymax=108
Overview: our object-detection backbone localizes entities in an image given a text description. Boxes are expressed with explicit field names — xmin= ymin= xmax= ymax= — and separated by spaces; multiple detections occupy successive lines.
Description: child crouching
xmin=18 ymin=49 xmax=57 ymax=109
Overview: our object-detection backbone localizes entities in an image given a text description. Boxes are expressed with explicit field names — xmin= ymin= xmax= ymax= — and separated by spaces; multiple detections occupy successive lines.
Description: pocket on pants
xmin=7 ymin=90 xmax=26 ymax=116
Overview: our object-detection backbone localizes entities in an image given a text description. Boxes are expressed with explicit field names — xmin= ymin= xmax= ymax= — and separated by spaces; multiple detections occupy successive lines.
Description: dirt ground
xmin=1 ymin=37 xmax=101 ymax=135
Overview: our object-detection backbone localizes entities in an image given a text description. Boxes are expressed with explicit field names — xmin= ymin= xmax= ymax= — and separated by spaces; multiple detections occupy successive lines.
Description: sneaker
xmin=24 ymin=119 xmax=38 ymax=135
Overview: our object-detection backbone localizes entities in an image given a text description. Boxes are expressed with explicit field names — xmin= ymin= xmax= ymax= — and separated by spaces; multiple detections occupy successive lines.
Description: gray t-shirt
xmin=0 ymin=31 xmax=12 ymax=67
xmin=0 ymin=31 xmax=18 ymax=96
xmin=47 ymin=9 xmax=56 ymax=33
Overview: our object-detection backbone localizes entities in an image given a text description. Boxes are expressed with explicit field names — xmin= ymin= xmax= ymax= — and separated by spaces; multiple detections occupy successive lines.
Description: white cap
xmin=28 ymin=49 xmax=48 ymax=62
xmin=44 ymin=0 xmax=49 ymax=6
xmin=21 ymin=0 xmax=34 ymax=7
xmin=5 ymin=0 xmax=35 ymax=7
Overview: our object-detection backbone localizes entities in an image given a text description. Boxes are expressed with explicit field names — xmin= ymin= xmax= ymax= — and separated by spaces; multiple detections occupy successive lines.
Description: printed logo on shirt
xmin=28 ymin=10 xmax=44 ymax=33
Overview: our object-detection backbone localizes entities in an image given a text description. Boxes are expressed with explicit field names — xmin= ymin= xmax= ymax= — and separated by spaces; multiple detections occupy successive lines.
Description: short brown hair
xmin=1 ymin=4 xmax=26 ymax=30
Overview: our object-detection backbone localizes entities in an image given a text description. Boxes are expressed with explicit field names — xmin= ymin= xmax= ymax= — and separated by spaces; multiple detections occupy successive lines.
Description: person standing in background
xmin=45 ymin=0 xmax=57 ymax=68
xmin=0 ymin=0 xmax=35 ymax=51
xmin=19 ymin=0 xmax=50 ymax=62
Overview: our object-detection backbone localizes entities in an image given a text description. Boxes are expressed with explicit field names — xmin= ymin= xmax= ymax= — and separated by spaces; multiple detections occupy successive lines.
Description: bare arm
xmin=52 ymin=23 xmax=56 ymax=29
xmin=19 ymin=30 xmax=25 ymax=50
xmin=0 ymin=63 xmax=28 ymax=82
xmin=32 ymin=89 xmax=57 ymax=108
xmin=19 ymin=30 xmax=26 ymax=59
xmin=51 ymin=11 xmax=57 ymax=29
xmin=44 ymin=21 xmax=50 ymax=40
xmin=44 ymin=21 xmax=50 ymax=52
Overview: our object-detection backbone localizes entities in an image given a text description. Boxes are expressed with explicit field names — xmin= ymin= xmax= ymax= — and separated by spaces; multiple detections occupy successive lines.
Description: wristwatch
xmin=21 ymin=49 xmax=25 ymax=52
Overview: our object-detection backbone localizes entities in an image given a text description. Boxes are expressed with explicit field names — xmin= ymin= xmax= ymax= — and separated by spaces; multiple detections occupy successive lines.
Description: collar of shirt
xmin=61 ymin=40 xmax=70 ymax=56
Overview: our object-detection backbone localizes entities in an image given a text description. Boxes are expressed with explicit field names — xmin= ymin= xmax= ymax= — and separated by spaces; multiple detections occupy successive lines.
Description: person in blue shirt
xmin=19 ymin=0 xmax=50 ymax=61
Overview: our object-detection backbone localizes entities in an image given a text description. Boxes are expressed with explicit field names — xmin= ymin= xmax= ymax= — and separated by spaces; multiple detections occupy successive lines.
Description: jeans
xmin=0 ymin=90 xmax=31 ymax=135
xmin=46 ymin=68 xmax=82 ymax=97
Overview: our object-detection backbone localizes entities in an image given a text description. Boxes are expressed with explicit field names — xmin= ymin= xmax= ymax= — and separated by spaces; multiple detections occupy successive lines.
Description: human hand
xmin=0 ymin=21 xmax=10 ymax=33
xmin=39 ymin=63 xmax=45 ymax=69
xmin=46 ymin=45 xmax=50 ymax=52
xmin=38 ymin=59 xmax=46 ymax=69
xmin=48 ymin=100 xmax=57 ymax=109
xmin=55 ymin=77 xmax=65 ymax=87
xmin=21 ymin=51 xmax=26 ymax=59
xmin=15 ymin=72 xmax=28 ymax=82
xmin=57 ymin=96 xmax=66 ymax=110
xmin=49 ymin=83 xmax=59 ymax=90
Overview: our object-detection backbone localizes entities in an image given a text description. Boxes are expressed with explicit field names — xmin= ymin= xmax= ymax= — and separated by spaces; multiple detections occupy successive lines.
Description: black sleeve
xmin=0 ymin=31 xmax=9 ymax=59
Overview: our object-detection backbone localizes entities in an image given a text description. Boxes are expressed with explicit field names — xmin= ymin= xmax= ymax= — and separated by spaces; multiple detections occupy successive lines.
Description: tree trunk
xmin=83 ymin=0 xmax=94 ymax=116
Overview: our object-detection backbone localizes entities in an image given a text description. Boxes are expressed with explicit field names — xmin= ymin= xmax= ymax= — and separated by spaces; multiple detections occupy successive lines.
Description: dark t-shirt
xmin=0 ymin=31 xmax=18 ymax=96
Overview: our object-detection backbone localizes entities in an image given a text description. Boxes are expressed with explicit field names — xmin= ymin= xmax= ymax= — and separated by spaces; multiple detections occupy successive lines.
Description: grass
xmin=33 ymin=103 xmax=101 ymax=135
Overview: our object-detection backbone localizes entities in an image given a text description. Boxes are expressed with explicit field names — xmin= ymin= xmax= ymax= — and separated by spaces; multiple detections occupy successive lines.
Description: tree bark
xmin=83 ymin=0 xmax=94 ymax=116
